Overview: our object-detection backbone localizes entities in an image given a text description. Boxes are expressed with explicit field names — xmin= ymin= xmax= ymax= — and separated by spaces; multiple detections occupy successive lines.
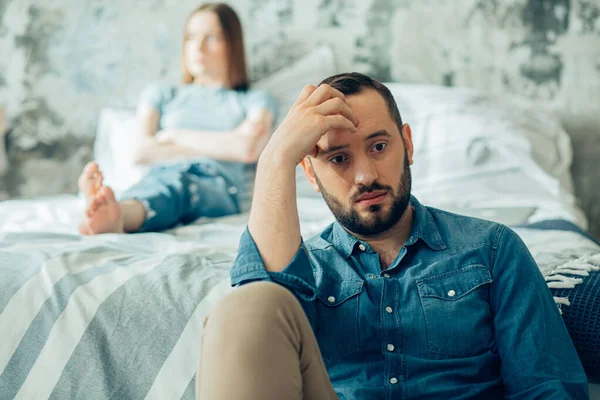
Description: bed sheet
xmin=0 ymin=195 xmax=334 ymax=239
xmin=0 ymin=231 xmax=234 ymax=399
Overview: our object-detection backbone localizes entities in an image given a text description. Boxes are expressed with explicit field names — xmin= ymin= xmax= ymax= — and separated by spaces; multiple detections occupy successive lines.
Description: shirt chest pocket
xmin=315 ymin=279 xmax=363 ymax=363
xmin=417 ymin=265 xmax=493 ymax=357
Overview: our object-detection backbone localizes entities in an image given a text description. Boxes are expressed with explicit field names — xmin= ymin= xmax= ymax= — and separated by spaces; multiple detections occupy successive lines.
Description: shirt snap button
xmin=448 ymin=290 xmax=456 ymax=297
xmin=228 ymin=186 xmax=238 ymax=195
xmin=327 ymin=296 xmax=336 ymax=303
xmin=390 ymin=377 xmax=398 ymax=384
xmin=387 ymin=344 xmax=395 ymax=352
xmin=385 ymin=306 xmax=393 ymax=314
xmin=358 ymin=244 xmax=366 ymax=251
xmin=383 ymin=273 xmax=391 ymax=279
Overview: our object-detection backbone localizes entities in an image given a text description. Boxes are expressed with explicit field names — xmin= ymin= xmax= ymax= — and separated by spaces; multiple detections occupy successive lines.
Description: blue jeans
xmin=120 ymin=162 xmax=240 ymax=232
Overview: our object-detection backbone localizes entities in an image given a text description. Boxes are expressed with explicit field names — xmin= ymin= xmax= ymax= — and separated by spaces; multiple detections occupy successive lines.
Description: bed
xmin=2 ymin=70 xmax=600 ymax=398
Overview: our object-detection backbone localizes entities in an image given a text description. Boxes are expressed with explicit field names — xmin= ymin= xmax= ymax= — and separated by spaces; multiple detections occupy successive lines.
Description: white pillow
xmin=384 ymin=83 xmax=585 ymax=226
xmin=253 ymin=45 xmax=336 ymax=128
xmin=384 ymin=83 xmax=574 ymax=193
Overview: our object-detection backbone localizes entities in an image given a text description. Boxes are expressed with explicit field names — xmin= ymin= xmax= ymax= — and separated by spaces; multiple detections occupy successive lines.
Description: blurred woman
xmin=78 ymin=3 xmax=277 ymax=234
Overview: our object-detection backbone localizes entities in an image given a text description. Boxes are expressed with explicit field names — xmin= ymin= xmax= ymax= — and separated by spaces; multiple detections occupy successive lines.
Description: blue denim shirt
xmin=230 ymin=196 xmax=589 ymax=399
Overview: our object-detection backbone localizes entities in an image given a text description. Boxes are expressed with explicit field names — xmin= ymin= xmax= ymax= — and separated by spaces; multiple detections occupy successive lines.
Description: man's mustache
xmin=351 ymin=182 xmax=393 ymax=203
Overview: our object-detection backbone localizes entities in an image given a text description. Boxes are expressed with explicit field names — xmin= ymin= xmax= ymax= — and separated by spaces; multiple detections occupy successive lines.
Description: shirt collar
xmin=331 ymin=195 xmax=447 ymax=259
xmin=406 ymin=195 xmax=446 ymax=251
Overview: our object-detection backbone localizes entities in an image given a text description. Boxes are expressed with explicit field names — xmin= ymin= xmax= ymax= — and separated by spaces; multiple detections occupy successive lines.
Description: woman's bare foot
xmin=78 ymin=161 xmax=103 ymax=207
xmin=79 ymin=186 xmax=125 ymax=235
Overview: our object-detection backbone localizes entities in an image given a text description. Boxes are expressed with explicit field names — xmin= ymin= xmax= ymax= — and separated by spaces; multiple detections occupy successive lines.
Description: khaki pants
xmin=196 ymin=281 xmax=339 ymax=400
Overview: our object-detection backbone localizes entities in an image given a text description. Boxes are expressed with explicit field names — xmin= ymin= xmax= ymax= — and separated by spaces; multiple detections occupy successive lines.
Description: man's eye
xmin=372 ymin=143 xmax=387 ymax=152
xmin=329 ymin=155 xmax=346 ymax=164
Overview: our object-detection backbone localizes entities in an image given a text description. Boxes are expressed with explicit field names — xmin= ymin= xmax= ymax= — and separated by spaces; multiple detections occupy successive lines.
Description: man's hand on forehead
xmin=310 ymin=125 xmax=356 ymax=158
xmin=263 ymin=83 xmax=359 ymax=166
xmin=302 ymin=83 xmax=358 ymax=158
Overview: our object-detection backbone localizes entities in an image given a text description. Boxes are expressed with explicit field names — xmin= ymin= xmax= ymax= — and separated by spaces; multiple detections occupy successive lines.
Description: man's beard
xmin=315 ymin=152 xmax=412 ymax=237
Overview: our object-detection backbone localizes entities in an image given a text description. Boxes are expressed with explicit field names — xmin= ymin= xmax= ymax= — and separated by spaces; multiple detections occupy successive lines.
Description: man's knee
xmin=204 ymin=281 xmax=301 ymax=334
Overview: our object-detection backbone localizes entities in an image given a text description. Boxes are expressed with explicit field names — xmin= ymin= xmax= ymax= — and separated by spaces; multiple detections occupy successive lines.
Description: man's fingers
xmin=324 ymin=114 xmax=357 ymax=133
xmin=305 ymin=84 xmax=346 ymax=107
xmin=294 ymin=85 xmax=318 ymax=106
xmin=316 ymin=98 xmax=357 ymax=126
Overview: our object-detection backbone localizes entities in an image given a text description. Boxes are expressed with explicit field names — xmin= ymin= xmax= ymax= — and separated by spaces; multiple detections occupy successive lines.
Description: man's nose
xmin=353 ymin=157 xmax=378 ymax=187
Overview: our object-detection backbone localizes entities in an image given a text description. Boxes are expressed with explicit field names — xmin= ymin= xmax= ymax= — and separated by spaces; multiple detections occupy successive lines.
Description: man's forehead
xmin=317 ymin=90 xmax=397 ymax=148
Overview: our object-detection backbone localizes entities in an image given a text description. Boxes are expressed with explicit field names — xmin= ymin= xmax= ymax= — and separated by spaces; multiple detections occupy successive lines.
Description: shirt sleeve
xmin=490 ymin=226 xmax=589 ymax=399
xmin=230 ymin=228 xmax=317 ymax=302
xmin=138 ymin=83 xmax=173 ymax=112
xmin=244 ymin=89 xmax=278 ymax=122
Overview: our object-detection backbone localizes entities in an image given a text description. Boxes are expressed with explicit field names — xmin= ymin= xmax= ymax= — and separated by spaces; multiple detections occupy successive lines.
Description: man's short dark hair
xmin=320 ymin=72 xmax=403 ymax=134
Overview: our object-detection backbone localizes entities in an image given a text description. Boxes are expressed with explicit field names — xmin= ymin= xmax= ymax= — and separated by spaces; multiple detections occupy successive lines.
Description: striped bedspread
xmin=1 ymin=215 xmax=599 ymax=399
xmin=0 ymin=232 xmax=234 ymax=400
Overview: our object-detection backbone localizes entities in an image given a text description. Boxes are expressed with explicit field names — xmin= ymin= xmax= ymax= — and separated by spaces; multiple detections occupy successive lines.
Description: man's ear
xmin=401 ymin=123 xmax=414 ymax=165
xmin=300 ymin=157 xmax=321 ymax=193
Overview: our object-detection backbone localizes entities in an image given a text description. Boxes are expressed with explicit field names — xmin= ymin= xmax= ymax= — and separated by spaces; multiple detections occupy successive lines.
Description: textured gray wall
xmin=0 ymin=0 xmax=599 ymax=237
